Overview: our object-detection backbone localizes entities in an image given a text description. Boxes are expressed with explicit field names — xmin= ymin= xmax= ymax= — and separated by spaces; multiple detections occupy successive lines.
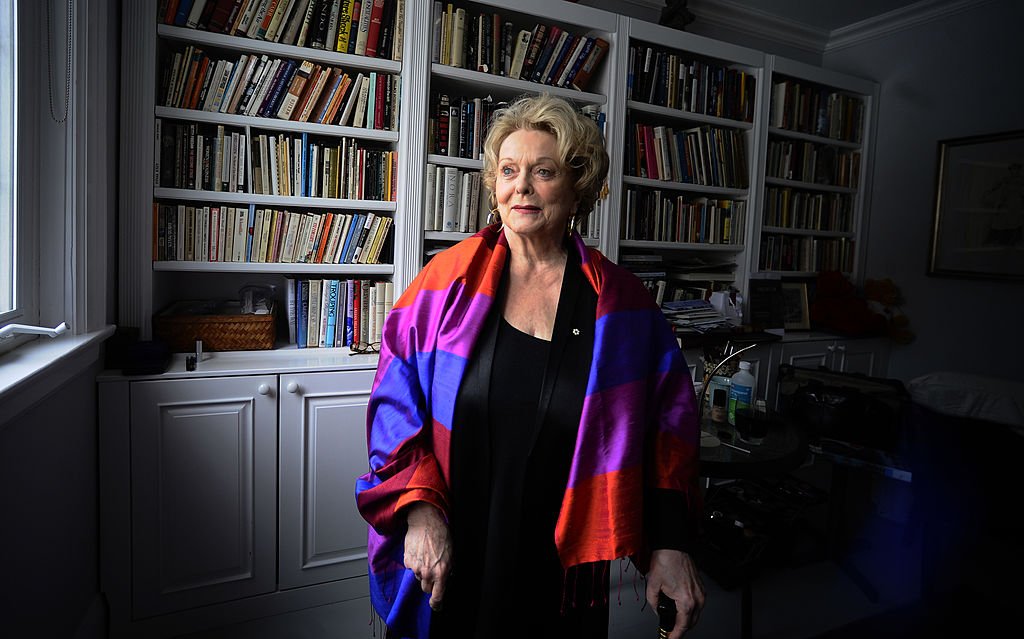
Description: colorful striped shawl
xmin=355 ymin=225 xmax=700 ymax=637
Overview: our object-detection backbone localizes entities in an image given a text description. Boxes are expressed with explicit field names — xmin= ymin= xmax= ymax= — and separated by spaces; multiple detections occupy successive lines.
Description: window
xmin=0 ymin=0 xmax=14 ymax=322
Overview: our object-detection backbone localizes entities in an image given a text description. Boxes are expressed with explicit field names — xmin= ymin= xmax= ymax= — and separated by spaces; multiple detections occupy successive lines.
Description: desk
xmin=698 ymin=417 xmax=809 ymax=639
xmin=700 ymin=417 xmax=808 ymax=480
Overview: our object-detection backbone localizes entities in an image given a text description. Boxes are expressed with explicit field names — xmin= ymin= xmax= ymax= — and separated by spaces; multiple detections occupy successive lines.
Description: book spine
xmin=335 ymin=0 xmax=354 ymax=52
xmin=441 ymin=166 xmax=460 ymax=232
xmin=354 ymin=0 xmax=372 ymax=55
xmin=364 ymin=0 xmax=386 ymax=58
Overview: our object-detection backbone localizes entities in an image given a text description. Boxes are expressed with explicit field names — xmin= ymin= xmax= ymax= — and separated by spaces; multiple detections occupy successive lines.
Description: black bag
xmin=777 ymin=364 xmax=909 ymax=451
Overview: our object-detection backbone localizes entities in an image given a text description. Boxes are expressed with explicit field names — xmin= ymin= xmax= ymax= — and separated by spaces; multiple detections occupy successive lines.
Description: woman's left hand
xmin=646 ymin=549 xmax=705 ymax=638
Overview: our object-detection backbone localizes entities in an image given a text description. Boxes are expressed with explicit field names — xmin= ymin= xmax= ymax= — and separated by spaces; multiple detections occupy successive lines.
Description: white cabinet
xmin=776 ymin=335 xmax=890 ymax=377
xmin=278 ymin=369 xmax=374 ymax=588
xmin=130 ymin=375 xmax=278 ymax=618
xmin=100 ymin=364 xmax=376 ymax=637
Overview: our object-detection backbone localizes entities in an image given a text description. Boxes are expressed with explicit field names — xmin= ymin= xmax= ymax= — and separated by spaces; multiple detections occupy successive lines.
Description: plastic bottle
xmin=727 ymin=361 xmax=755 ymax=426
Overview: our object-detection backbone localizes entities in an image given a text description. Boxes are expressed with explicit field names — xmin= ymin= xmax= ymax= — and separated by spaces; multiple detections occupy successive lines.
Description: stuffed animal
xmin=808 ymin=271 xmax=888 ymax=336
xmin=864 ymin=277 xmax=915 ymax=344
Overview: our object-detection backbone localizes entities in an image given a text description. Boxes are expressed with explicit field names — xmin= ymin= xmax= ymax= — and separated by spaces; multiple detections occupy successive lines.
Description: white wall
xmin=0 ymin=363 xmax=105 ymax=637
xmin=823 ymin=0 xmax=1024 ymax=382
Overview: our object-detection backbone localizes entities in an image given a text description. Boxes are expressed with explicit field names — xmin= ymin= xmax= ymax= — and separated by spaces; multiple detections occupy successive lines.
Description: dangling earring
xmin=487 ymin=209 xmax=500 ymax=225
xmin=567 ymin=213 xmax=580 ymax=238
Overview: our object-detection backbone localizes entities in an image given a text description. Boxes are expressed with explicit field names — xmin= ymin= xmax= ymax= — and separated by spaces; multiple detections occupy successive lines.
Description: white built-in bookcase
xmin=606 ymin=16 xmax=766 ymax=302
xmin=120 ymin=1 xmax=878 ymax=355
xmin=751 ymin=55 xmax=879 ymax=281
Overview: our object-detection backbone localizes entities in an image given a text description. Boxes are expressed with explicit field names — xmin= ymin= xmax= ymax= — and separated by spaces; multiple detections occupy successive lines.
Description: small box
xmin=153 ymin=300 xmax=277 ymax=352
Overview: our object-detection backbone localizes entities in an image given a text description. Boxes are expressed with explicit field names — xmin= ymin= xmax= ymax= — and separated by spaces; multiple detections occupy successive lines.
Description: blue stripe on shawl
xmin=587 ymin=307 xmax=684 ymax=394
xmin=430 ymin=348 xmax=469 ymax=430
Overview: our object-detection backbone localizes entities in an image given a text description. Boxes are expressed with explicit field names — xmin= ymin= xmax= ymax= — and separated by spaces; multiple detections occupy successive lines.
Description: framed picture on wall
xmin=780 ymin=282 xmax=810 ymax=330
xmin=929 ymin=130 xmax=1024 ymax=280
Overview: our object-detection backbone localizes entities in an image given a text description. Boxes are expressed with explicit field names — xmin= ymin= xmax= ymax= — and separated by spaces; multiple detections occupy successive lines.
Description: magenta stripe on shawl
xmin=566 ymin=369 xmax=694 ymax=487
xmin=383 ymin=284 xmax=495 ymax=361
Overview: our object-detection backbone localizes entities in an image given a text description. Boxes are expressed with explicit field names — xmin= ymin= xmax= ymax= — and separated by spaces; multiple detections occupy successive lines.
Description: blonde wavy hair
xmin=481 ymin=93 xmax=609 ymax=219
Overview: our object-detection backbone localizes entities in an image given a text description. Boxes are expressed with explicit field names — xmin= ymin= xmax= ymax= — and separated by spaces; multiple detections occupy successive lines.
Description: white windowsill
xmin=0 ymin=324 xmax=115 ymax=425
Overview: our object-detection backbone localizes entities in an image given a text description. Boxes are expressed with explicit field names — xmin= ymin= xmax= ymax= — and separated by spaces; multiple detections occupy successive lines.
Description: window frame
xmin=0 ymin=0 xmax=40 ymax=356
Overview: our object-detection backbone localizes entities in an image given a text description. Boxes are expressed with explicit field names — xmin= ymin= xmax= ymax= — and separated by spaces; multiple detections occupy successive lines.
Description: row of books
xmin=423 ymin=164 xmax=486 ymax=234
xmin=153 ymin=202 xmax=393 ymax=265
xmin=285 ymin=277 xmax=395 ymax=349
xmin=161 ymin=0 xmax=405 ymax=61
xmin=160 ymin=43 xmax=400 ymax=130
xmin=251 ymin=132 xmax=397 ymax=200
xmin=621 ymin=189 xmax=746 ymax=245
xmin=429 ymin=93 xmax=503 ymax=161
xmin=627 ymin=44 xmax=756 ymax=123
xmin=766 ymin=140 xmax=860 ymax=188
xmin=627 ymin=121 xmax=750 ymax=189
xmin=156 ymin=119 xmax=248 ymax=191
xmin=762 ymin=187 xmax=854 ymax=233
xmin=430 ymin=2 xmax=609 ymax=92
xmin=758 ymin=233 xmax=855 ymax=273
xmin=770 ymin=79 xmax=865 ymax=143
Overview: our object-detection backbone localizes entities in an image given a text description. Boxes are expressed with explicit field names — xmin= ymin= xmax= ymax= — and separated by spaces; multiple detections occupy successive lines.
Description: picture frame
xmin=780 ymin=282 xmax=810 ymax=330
xmin=929 ymin=130 xmax=1024 ymax=280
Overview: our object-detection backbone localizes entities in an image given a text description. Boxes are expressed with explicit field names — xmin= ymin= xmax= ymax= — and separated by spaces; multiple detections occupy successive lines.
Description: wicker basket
xmin=153 ymin=300 xmax=277 ymax=352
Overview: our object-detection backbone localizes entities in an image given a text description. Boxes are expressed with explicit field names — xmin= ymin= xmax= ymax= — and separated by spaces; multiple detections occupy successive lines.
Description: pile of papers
xmin=662 ymin=299 xmax=730 ymax=333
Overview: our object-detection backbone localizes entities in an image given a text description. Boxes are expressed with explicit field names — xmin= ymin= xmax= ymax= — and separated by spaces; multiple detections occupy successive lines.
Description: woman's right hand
xmin=403 ymin=502 xmax=453 ymax=611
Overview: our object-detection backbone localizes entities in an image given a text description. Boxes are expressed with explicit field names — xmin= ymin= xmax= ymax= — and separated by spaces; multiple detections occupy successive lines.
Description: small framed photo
xmin=929 ymin=129 xmax=1024 ymax=280
xmin=780 ymin=282 xmax=810 ymax=330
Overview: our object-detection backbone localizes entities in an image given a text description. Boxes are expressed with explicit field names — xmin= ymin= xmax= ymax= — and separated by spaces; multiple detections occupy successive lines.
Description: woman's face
xmin=495 ymin=129 xmax=578 ymax=243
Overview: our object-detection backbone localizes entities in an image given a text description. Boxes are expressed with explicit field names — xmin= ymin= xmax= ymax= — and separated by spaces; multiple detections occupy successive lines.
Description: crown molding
xmin=625 ymin=0 xmax=994 ymax=57
xmin=826 ymin=0 xmax=997 ymax=52
xmin=686 ymin=0 xmax=829 ymax=54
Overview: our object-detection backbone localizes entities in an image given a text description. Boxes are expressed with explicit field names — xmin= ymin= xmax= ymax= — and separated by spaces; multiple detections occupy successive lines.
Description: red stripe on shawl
xmin=393 ymin=233 xmax=505 ymax=309
xmin=554 ymin=466 xmax=644 ymax=567
xmin=358 ymin=442 xmax=450 ymax=535
xmin=579 ymin=246 xmax=661 ymax=318
xmin=651 ymin=429 xmax=701 ymax=492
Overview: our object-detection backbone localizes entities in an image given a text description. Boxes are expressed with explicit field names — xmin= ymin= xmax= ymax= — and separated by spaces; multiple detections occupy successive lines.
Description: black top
xmin=432 ymin=252 xmax=607 ymax=638
xmin=430 ymin=250 xmax=688 ymax=638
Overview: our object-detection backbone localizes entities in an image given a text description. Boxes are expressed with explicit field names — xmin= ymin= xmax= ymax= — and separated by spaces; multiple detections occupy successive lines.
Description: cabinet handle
xmin=286 ymin=381 xmax=299 ymax=394
xmin=837 ymin=345 xmax=846 ymax=352
xmin=257 ymin=383 xmax=271 ymax=396
xmin=827 ymin=345 xmax=836 ymax=353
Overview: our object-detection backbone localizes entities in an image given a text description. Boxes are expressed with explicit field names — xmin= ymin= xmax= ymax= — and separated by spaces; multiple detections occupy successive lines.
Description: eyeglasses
xmin=349 ymin=342 xmax=381 ymax=355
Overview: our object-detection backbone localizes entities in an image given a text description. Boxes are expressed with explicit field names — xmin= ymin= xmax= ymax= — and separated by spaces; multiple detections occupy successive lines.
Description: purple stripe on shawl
xmin=566 ymin=369 xmax=692 ymax=487
xmin=383 ymin=286 xmax=496 ymax=361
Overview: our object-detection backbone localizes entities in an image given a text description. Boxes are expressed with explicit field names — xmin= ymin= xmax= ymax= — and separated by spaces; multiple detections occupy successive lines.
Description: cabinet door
xmin=279 ymin=369 xmax=376 ymax=589
xmin=835 ymin=338 xmax=890 ymax=377
xmin=130 ymin=375 xmax=278 ymax=618
xmin=777 ymin=339 xmax=835 ymax=370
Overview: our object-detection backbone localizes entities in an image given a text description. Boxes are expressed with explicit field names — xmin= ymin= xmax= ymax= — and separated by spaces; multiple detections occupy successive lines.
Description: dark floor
xmin=175 ymin=457 xmax=1020 ymax=639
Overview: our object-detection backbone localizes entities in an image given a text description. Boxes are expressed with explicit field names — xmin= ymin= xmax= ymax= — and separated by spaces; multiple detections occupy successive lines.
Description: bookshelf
xmin=122 ymin=3 xmax=880 ymax=358
xmin=606 ymin=17 xmax=765 ymax=310
xmin=751 ymin=55 xmax=878 ymax=281
xmin=122 ymin=1 xmax=417 ymax=352
xmin=407 ymin=0 xmax=620 ymax=272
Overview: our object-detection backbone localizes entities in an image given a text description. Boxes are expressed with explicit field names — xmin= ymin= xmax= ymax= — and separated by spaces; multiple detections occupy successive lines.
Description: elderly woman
xmin=356 ymin=94 xmax=704 ymax=639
